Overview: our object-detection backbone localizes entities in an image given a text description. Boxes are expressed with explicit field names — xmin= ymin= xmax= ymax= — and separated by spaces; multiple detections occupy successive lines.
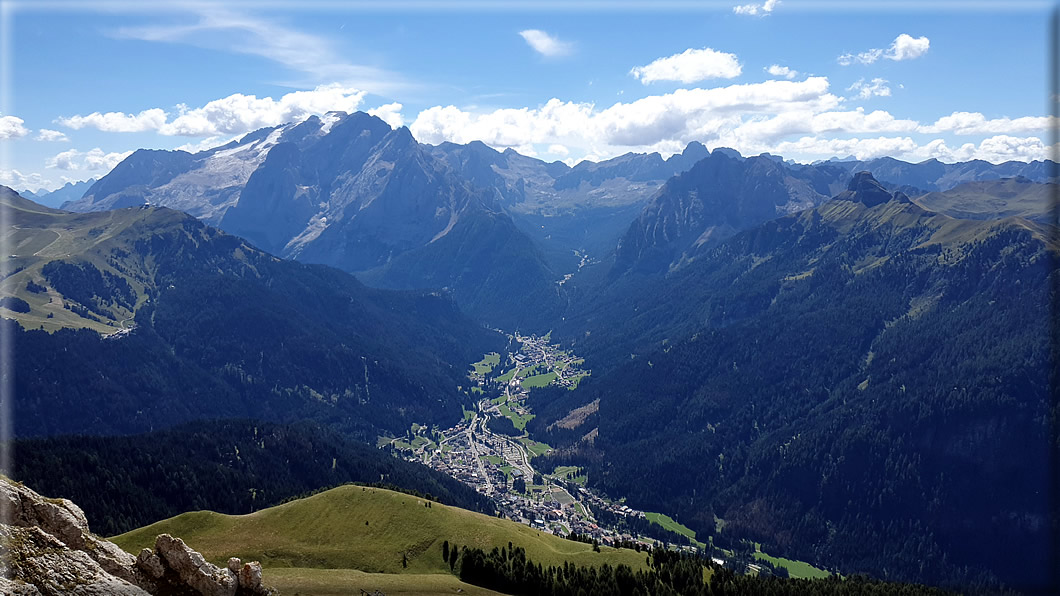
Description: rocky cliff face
xmin=0 ymin=477 xmax=270 ymax=596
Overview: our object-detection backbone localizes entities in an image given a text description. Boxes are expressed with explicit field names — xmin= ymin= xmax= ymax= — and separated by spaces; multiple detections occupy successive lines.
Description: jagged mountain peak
xmin=837 ymin=171 xmax=894 ymax=207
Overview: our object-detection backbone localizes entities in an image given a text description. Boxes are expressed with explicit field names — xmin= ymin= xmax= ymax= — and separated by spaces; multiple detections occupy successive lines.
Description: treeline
xmin=13 ymin=420 xmax=494 ymax=536
xmin=446 ymin=542 xmax=954 ymax=596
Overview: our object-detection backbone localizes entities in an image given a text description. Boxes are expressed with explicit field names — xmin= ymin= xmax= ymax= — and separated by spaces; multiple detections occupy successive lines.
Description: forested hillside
xmin=4 ymin=189 xmax=502 ymax=438
xmin=13 ymin=420 xmax=495 ymax=536
xmin=534 ymin=174 xmax=1057 ymax=590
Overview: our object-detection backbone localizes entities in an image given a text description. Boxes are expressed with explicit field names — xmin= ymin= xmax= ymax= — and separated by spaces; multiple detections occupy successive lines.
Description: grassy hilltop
xmin=113 ymin=484 xmax=648 ymax=595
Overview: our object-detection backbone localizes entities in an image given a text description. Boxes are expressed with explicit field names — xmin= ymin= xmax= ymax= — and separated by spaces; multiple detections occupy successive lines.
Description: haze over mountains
xmin=61 ymin=111 xmax=1057 ymax=329
xmin=5 ymin=110 xmax=1058 ymax=593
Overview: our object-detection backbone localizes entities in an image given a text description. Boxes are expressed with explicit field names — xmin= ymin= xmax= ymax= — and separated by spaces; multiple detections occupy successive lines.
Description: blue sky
xmin=0 ymin=0 xmax=1054 ymax=192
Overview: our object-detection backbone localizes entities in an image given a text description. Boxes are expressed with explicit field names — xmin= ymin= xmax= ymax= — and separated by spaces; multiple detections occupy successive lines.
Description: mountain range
xmin=2 ymin=185 xmax=501 ymax=439
xmin=62 ymin=111 xmax=1057 ymax=330
xmin=6 ymin=110 xmax=1058 ymax=593
xmin=17 ymin=178 xmax=96 ymax=209
xmin=536 ymin=172 xmax=1056 ymax=590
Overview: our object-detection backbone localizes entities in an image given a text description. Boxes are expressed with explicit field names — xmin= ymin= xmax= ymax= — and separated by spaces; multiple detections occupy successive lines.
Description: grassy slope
xmin=1 ymin=192 xmax=166 ymax=333
xmin=113 ymin=485 xmax=648 ymax=578
xmin=914 ymin=178 xmax=1052 ymax=222
xmin=267 ymin=569 xmax=504 ymax=596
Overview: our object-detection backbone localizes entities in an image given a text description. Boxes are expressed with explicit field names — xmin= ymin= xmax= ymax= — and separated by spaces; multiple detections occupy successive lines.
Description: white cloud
xmin=518 ymin=29 xmax=573 ymax=57
xmin=113 ymin=6 xmax=406 ymax=93
xmin=57 ymin=84 xmax=365 ymax=137
xmin=368 ymin=102 xmax=405 ymax=129
xmin=46 ymin=148 xmax=134 ymax=172
xmin=847 ymin=78 xmax=892 ymax=100
xmin=36 ymin=129 xmax=69 ymax=142
xmin=919 ymin=112 xmax=1056 ymax=135
xmin=723 ymin=108 xmax=918 ymax=150
xmin=58 ymin=109 xmax=167 ymax=133
xmin=733 ymin=0 xmax=779 ymax=16
xmin=409 ymin=74 xmax=1051 ymax=165
xmin=772 ymin=134 xmax=1053 ymax=164
xmin=765 ymin=65 xmax=797 ymax=79
xmin=839 ymin=34 xmax=930 ymax=65
xmin=0 ymin=170 xmax=60 ymax=193
xmin=913 ymin=135 xmax=1056 ymax=163
xmin=412 ymin=77 xmax=839 ymax=158
xmin=631 ymin=48 xmax=742 ymax=84
xmin=774 ymin=136 xmax=919 ymax=161
xmin=889 ymin=33 xmax=931 ymax=61
xmin=0 ymin=115 xmax=29 ymax=139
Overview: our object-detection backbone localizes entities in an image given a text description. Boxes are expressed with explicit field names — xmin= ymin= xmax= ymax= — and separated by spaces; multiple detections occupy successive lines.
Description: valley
xmin=382 ymin=334 xmax=833 ymax=579
xmin=3 ymin=121 xmax=1057 ymax=594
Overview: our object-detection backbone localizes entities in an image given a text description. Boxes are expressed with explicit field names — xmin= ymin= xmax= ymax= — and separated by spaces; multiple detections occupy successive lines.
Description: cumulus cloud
xmin=46 ymin=148 xmax=134 ymax=172
xmin=0 ymin=170 xmax=59 ymax=193
xmin=772 ymin=134 xmax=1053 ymax=164
xmin=36 ymin=129 xmax=69 ymax=142
xmin=765 ymin=65 xmax=797 ymax=79
xmin=58 ymin=109 xmax=167 ymax=133
xmin=847 ymin=78 xmax=892 ymax=100
xmin=723 ymin=108 xmax=918 ymax=151
xmin=368 ymin=102 xmax=405 ymax=129
xmin=733 ymin=0 xmax=779 ymax=16
xmin=889 ymin=33 xmax=931 ymax=61
xmin=518 ymin=29 xmax=573 ymax=57
xmin=919 ymin=111 xmax=1056 ymax=135
xmin=57 ymin=84 xmax=365 ymax=137
xmin=411 ymin=77 xmax=839 ymax=158
xmin=0 ymin=115 xmax=29 ymax=139
xmin=407 ymin=73 xmax=1051 ymax=165
xmin=631 ymin=48 xmax=742 ymax=84
xmin=839 ymin=33 xmax=930 ymax=65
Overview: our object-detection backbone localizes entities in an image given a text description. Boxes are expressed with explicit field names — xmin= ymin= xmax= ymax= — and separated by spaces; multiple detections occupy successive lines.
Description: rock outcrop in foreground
xmin=0 ymin=477 xmax=271 ymax=595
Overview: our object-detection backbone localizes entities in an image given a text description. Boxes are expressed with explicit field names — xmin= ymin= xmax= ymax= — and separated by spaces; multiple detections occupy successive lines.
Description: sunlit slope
xmin=112 ymin=484 xmax=649 ymax=576
xmin=1 ymin=186 xmax=187 ymax=332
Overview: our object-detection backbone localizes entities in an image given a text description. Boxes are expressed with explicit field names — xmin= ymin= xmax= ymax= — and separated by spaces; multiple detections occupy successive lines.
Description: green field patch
xmin=523 ymin=372 xmax=558 ymax=388
xmin=463 ymin=407 xmax=475 ymax=422
xmin=552 ymin=466 xmax=586 ymax=485
xmin=470 ymin=352 xmax=501 ymax=376
xmin=520 ymin=438 xmax=552 ymax=458
xmin=753 ymin=544 xmax=831 ymax=579
xmin=482 ymin=455 xmax=505 ymax=466
xmin=470 ymin=386 xmax=483 ymax=395
xmin=567 ymin=372 xmax=589 ymax=390
xmin=496 ymin=369 xmax=516 ymax=383
xmin=644 ymin=512 xmax=704 ymax=548
xmin=375 ymin=436 xmax=393 ymax=449
xmin=490 ymin=394 xmax=507 ymax=406
xmin=517 ymin=364 xmax=541 ymax=378
xmin=499 ymin=403 xmax=534 ymax=431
